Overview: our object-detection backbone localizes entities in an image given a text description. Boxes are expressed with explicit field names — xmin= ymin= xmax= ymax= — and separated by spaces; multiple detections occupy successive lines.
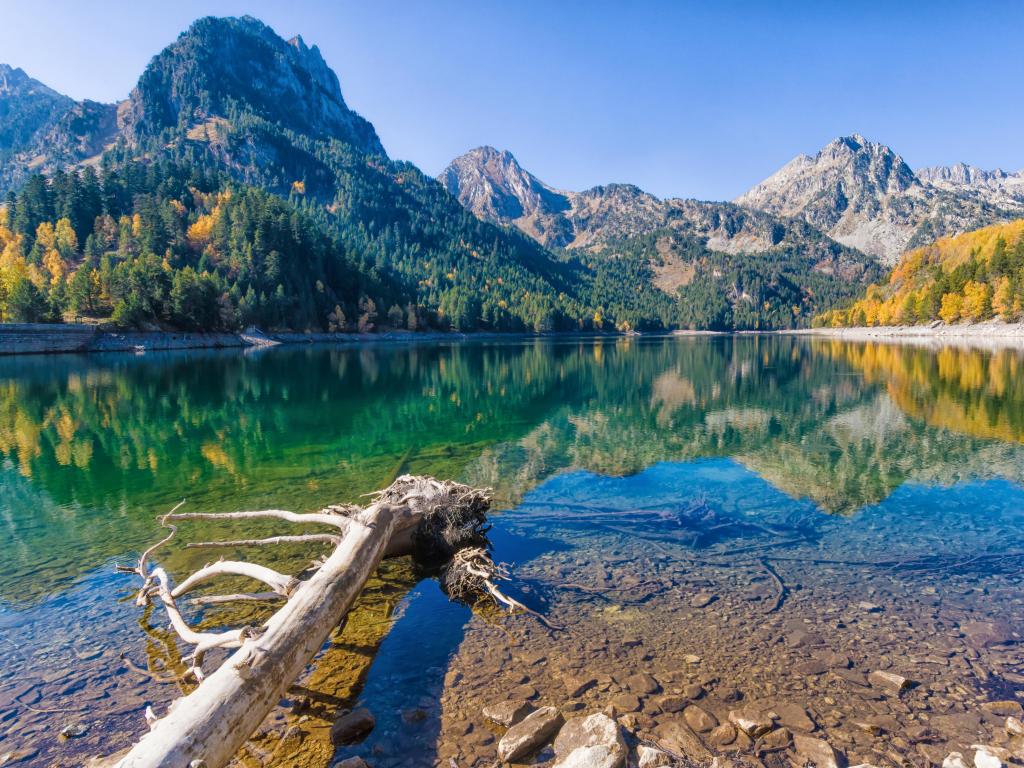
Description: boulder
xmin=498 ymin=706 xmax=564 ymax=763
xmin=553 ymin=713 xmax=627 ymax=768
xmin=793 ymin=734 xmax=844 ymax=768
xmin=973 ymin=747 xmax=1006 ymax=768
xmin=483 ymin=700 xmax=532 ymax=727
xmin=331 ymin=708 xmax=375 ymax=745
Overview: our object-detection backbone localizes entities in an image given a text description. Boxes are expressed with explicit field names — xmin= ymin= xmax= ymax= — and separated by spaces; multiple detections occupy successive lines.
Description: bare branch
xmin=168 ymin=509 xmax=354 ymax=532
xmin=171 ymin=562 xmax=298 ymax=600
xmin=185 ymin=533 xmax=340 ymax=549
xmin=190 ymin=592 xmax=284 ymax=606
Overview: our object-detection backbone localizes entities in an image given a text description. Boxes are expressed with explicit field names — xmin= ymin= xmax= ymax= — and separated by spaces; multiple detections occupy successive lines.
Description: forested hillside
xmin=0 ymin=16 xmax=882 ymax=333
xmin=815 ymin=219 xmax=1024 ymax=327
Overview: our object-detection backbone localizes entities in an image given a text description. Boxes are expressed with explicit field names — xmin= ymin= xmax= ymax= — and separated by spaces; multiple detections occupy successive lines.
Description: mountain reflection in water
xmin=1 ymin=336 xmax=1023 ymax=766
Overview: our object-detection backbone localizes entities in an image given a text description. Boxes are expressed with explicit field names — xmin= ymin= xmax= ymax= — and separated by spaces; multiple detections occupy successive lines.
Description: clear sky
xmin=2 ymin=1 xmax=1022 ymax=201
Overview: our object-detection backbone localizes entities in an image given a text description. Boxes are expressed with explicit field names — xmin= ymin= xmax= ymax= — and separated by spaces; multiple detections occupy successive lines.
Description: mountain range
xmin=0 ymin=15 xmax=1021 ymax=333
xmin=442 ymin=139 xmax=1024 ymax=267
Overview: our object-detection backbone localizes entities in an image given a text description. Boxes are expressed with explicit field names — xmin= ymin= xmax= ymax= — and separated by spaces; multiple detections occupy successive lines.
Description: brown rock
xmin=625 ymin=673 xmax=661 ymax=695
xmin=497 ymin=706 xmax=564 ymax=762
xmin=868 ymin=670 xmax=913 ymax=693
xmin=961 ymin=621 xmax=1016 ymax=649
xmin=656 ymin=695 xmax=687 ymax=713
xmin=610 ymin=693 xmax=642 ymax=713
xmin=761 ymin=727 xmax=792 ymax=749
xmin=691 ymin=593 xmax=716 ymax=608
xmin=564 ymin=675 xmax=598 ymax=698
xmin=683 ymin=683 xmax=706 ymax=699
xmin=684 ymin=704 xmax=718 ymax=733
xmin=793 ymin=734 xmax=844 ymax=768
xmin=774 ymin=702 xmax=816 ymax=733
xmin=833 ymin=668 xmax=869 ymax=687
xmin=652 ymin=717 xmax=712 ymax=761
xmin=710 ymin=722 xmax=738 ymax=746
xmin=982 ymin=701 xmax=1024 ymax=718
xmin=331 ymin=708 xmax=375 ymax=745
xmin=796 ymin=660 xmax=829 ymax=676
xmin=482 ymin=700 xmax=532 ymax=727
xmin=1006 ymin=717 xmax=1024 ymax=736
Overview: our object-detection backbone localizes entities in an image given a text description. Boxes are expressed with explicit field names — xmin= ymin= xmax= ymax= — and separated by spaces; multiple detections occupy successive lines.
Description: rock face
xmin=918 ymin=163 xmax=1024 ymax=207
xmin=0 ymin=65 xmax=118 ymax=194
xmin=497 ymin=706 xmax=564 ymax=762
xmin=552 ymin=712 xmax=627 ymax=768
xmin=736 ymin=134 xmax=1024 ymax=265
xmin=120 ymin=16 xmax=383 ymax=154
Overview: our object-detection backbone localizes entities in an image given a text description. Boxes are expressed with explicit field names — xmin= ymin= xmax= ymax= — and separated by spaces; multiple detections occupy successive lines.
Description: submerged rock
xmin=943 ymin=753 xmax=970 ymax=768
xmin=497 ymin=706 xmax=564 ymax=762
xmin=331 ymin=707 xmax=375 ymax=745
xmin=1005 ymin=716 xmax=1024 ymax=736
xmin=868 ymin=670 xmax=913 ymax=692
xmin=973 ymin=747 xmax=1006 ymax=768
xmin=982 ymin=701 xmax=1023 ymax=718
xmin=552 ymin=712 xmax=626 ymax=768
xmin=793 ymin=734 xmax=844 ymax=768
xmin=774 ymin=702 xmax=816 ymax=732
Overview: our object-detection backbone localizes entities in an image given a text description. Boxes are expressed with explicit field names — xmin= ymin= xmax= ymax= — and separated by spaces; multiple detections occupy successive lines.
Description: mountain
xmin=0 ymin=65 xmax=118 ymax=196
xmin=440 ymin=146 xmax=878 ymax=261
xmin=816 ymin=218 xmax=1024 ymax=327
xmin=917 ymin=162 xmax=1024 ymax=207
xmin=736 ymin=134 xmax=1024 ymax=265
xmin=439 ymin=146 xmax=883 ymax=328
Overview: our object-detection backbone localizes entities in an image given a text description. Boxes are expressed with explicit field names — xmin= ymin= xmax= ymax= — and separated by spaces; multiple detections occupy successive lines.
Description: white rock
xmin=637 ymin=745 xmax=672 ymax=768
xmin=553 ymin=712 xmax=626 ymax=768
xmin=943 ymin=753 xmax=970 ymax=768
xmin=973 ymin=747 xmax=1005 ymax=768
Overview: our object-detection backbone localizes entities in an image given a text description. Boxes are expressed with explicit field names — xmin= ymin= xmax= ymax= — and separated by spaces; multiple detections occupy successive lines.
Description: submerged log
xmin=103 ymin=476 xmax=516 ymax=768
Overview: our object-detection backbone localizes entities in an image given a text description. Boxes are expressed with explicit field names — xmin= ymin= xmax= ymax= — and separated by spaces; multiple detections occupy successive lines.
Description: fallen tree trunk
xmin=105 ymin=476 xmax=506 ymax=768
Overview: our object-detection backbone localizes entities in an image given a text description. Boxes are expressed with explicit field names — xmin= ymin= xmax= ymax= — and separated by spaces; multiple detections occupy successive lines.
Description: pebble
xmin=691 ymin=593 xmax=716 ymax=608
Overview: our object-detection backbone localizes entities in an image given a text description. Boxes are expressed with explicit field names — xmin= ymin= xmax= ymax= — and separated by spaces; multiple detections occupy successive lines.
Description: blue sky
xmin=2 ymin=1 xmax=1022 ymax=200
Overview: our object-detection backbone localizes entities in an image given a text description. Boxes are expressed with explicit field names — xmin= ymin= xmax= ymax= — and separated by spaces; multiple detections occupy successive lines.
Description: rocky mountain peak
xmin=736 ymin=134 xmax=1023 ymax=264
xmin=121 ymin=16 xmax=384 ymax=155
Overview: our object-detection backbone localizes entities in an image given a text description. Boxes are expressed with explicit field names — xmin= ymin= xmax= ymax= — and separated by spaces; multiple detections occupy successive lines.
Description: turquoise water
xmin=0 ymin=336 xmax=1022 ymax=766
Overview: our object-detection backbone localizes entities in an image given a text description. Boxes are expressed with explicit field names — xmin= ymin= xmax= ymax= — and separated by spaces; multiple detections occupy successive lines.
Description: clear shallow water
xmin=0 ymin=337 xmax=1022 ymax=766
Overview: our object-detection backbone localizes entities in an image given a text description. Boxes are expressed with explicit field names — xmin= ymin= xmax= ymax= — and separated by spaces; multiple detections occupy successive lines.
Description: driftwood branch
xmin=105 ymin=476 xmax=512 ymax=768
xmin=185 ymin=533 xmax=341 ymax=549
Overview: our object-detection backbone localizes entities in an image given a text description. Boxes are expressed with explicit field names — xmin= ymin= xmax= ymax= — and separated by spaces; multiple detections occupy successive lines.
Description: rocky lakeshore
xmin=792 ymin=322 xmax=1024 ymax=350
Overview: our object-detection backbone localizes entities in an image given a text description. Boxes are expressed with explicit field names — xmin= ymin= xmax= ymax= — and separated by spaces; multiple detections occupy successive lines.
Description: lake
xmin=0 ymin=336 xmax=1022 ymax=767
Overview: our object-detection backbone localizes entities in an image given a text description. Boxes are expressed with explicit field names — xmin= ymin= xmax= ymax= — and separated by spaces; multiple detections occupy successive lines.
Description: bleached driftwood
xmin=103 ymin=475 xmax=532 ymax=768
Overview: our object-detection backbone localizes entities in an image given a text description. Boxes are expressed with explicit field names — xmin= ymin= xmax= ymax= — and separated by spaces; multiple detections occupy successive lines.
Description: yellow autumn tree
xmin=992 ymin=276 xmax=1015 ymax=321
xmin=939 ymin=293 xmax=963 ymax=324
xmin=960 ymin=280 xmax=992 ymax=321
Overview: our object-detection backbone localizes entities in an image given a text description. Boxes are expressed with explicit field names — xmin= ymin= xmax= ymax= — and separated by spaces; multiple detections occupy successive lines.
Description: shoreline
xmin=0 ymin=324 xmax=641 ymax=357
xmin=790 ymin=321 xmax=1024 ymax=350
